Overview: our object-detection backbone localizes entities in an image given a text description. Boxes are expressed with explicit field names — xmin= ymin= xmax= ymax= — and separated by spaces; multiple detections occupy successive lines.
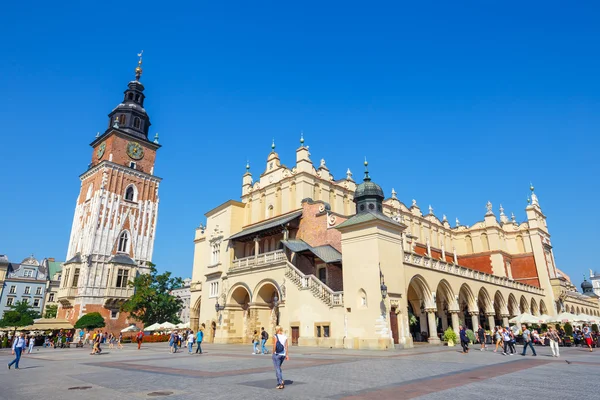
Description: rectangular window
xmin=24 ymin=286 xmax=31 ymax=295
xmin=36 ymin=287 xmax=42 ymax=295
xmin=72 ymin=268 xmax=80 ymax=287
xmin=111 ymin=310 xmax=119 ymax=319
xmin=9 ymin=286 xmax=16 ymax=294
xmin=6 ymin=297 xmax=14 ymax=306
xmin=63 ymin=269 xmax=70 ymax=288
xmin=209 ymin=281 xmax=219 ymax=298
xmin=22 ymin=298 xmax=29 ymax=305
xmin=116 ymin=269 xmax=129 ymax=288
xmin=315 ymin=323 xmax=330 ymax=338
xmin=129 ymin=161 xmax=136 ymax=169
xmin=24 ymin=269 xmax=34 ymax=277
xmin=33 ymin=299 xmax=40 ymax=307
xmin=49 ymin=293 xmax=55 ymax=302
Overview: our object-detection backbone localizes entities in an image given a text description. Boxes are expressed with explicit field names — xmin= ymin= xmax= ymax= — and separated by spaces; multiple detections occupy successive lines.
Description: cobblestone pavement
xmin=0 ymin=342 xmax=598 ymax=399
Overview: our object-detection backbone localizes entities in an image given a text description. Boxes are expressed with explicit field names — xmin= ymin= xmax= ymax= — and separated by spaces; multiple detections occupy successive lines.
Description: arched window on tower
xmin=118 ymin=114 xmax=126 ymax=125
xmin=85 ymin=184 xmax=93 ymax=201
xmin=135 ymin=94 xmax=140 ymax=102
xmin=133 ymin=117 xmax=141 ymax=129
xmin=124 ymin=184 xmax=137 ymax=202
xmin=128 ymin=93 xmax=134 ymax=101
xmin=117 ymin=231 xmax=129 ymax=253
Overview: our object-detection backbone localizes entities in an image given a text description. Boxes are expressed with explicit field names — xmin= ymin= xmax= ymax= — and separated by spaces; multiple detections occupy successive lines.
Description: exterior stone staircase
xmin=284 ymin=261 xmax=344 ymax=307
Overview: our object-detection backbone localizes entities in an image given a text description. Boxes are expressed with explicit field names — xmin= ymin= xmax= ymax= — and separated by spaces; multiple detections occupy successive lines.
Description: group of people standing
xmin=168 ymin=329 xmax=204 ymax=354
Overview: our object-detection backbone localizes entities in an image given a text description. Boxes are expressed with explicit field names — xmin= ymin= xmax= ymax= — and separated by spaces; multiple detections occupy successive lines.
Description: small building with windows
xmin=43 ymin=258 xmax=63 ymax=317
xmin=171 ymin=278 xmax=192 ymax=324
xmin=0 ymin=255 xmax=48 ymax=318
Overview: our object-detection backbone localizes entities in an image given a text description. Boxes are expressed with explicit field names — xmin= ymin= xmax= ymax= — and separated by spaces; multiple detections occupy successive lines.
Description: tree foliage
xmin=75 ymin=312 xmax=106 ymax=331
xmin=120 ymin=263 xmax=183 ymax=326
xmin=0 ymin=300 xmax=40 ymax=328
xmin=44 ymin=304 xmax=58 ymax=319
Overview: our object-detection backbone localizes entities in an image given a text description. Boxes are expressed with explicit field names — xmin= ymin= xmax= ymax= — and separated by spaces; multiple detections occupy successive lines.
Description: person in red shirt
xmin=136 ymin=330 xmax=145 ymax=350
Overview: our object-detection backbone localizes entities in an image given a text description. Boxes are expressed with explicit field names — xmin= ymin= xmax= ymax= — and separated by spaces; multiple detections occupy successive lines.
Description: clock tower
xmin=57 ymin=54 xmax=162 ymax=330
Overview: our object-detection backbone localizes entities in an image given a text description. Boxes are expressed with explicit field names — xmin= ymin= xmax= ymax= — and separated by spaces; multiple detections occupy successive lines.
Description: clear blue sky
xmin=1 ymin=1 xmax=598 ymax=288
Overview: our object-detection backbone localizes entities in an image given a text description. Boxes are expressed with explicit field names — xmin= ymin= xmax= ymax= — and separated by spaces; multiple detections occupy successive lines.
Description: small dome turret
xmin=353 ymin=159 xmax=384 ymax=214
xmin=582 ymin=277 xmax=594 ymax=296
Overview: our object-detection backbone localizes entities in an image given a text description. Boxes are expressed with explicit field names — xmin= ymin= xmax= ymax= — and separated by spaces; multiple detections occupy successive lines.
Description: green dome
xmin=355 ymin=180 xmax=384 ymax=199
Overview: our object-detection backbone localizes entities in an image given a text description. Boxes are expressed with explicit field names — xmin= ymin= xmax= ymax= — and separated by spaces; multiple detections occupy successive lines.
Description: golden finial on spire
xmin=135 ymin=50 xmax=144 ymax=81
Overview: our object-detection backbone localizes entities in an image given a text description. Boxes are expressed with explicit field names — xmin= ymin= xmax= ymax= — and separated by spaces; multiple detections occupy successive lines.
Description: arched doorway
xmin=494 ymin=291 xmax=508 ymax=327
xmin=435 ymin=279 xmax=457 ymax=333
xmin=227 ymin=284 xmax=252 ymax=343
xmin=253 ymin=281 xmax=281 ymax=336
xmin=458 ymin=283 xmax=477 ymax=330
xmin=539 ymin=300 xmax=548 ymax=316
xmin=530 ymin=298 xmax=539 ymax=316
xmin=519 ymin=296 xmax=529 ymax=316
xmin=407 ymin=275 xmax=436 ymax=342
xmin=477 ymin=287 xmax=494 ymax=330
xmin=508 ymin=293 xmax=519 ymax=317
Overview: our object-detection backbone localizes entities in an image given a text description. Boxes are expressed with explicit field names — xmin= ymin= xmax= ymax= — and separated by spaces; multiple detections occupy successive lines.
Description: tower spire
xmin=363 ymin=157 xmax=371 ymax=181
xmin=135 ymin=50 xmax=144 ymax=81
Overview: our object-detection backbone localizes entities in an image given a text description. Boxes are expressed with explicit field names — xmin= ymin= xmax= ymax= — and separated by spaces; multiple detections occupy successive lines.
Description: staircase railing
xmin=284 ymin=261 xmax=344 ymax=307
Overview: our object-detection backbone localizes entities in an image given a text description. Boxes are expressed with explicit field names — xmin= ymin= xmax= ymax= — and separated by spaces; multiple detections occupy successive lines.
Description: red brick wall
xmin=296 ymin=201 xmax=347 ymax=252
xmin=327 ymin=264 xmax=343 ymax=291
xmin=58 ymin=303 xmax=140 ymax=333
xmin=507 ymin=254 xmax=540 ymax=287
xmin=457 ymin=253 xmax=493 ymax=274
xmin=414 ymin=244 xmax=454 ymax=263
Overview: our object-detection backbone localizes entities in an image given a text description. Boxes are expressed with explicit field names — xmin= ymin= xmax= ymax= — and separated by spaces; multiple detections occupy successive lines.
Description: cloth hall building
xmin=190 ymin=140 xmax=599 ymax=350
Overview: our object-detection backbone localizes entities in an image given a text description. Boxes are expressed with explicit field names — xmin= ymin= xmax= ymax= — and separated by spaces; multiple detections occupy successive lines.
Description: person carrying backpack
xmin=272 ymin=325 xmax=289 ymax=390
xmin=261 ymin=327 xmax=269 ymax=354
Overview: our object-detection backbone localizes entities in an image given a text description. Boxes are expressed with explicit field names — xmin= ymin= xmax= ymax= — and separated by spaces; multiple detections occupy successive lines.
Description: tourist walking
xmin=8 ymin=333 xmax=26 ymax=369
xmin=459 ymin=325 xmax=469 ymax=354
xmin=521 ymin=324 xmax=537 ymax=356
xmin=136 ymin=330 xmax=144 ymax=350
xmin=187 ymin=330 xmax=194 ymax=354
xmin=272 ymin=325 xmax=289 ymax=389
xmin=169 ymin=331 xmax=178 ymax=353
xmin=252 ymin=330 xmax=259 ymax=354
xmin=261 ymin=327 xmax=269 ymax=354
xmin=547 ymin=327 xmax=561 ymax=357
xmin=27 ymin=334 xmax=35 ymax=353
xmin=195 ymin=328 xmax=203 ymax=354
xmin=477 ymin=325 xmax=486 ymax=351
xmin=502 ymin=327 xmax=513 ymax=355
xmin=494 ymin=327 xmax=502 ymax=353
xmin=583 ymin=324 xmax=593 ymax=352
xmin=118 ymin=333 xmax=123 ymax=349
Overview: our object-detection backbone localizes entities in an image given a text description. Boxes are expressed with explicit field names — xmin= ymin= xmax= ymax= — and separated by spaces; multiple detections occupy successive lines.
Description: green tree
xmin=44 ymin=304 xmax=58 ymax=319
xmin=75 ymin=312 xmax=106 ymax=331
xmin=0 ymin=300 xmax=40 ymax=334
xmin=120 ymin=263 xmax=183 ymax=326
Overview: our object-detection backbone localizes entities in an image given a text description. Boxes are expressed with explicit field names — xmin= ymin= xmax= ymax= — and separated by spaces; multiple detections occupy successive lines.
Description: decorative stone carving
xmin=486 ymin=201 xmax=493 ymax=215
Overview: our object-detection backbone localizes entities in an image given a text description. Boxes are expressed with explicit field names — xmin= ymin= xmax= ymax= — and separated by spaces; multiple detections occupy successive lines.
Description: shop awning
xmin=22 ymin=318 xmax=74 ymax=330
xmin=228 ymin=211 xmax=302 ymax=241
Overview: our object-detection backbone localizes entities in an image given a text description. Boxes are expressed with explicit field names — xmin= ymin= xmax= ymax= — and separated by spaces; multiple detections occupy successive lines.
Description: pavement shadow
xmin=20 ymin=366 xmax=42 ymax=369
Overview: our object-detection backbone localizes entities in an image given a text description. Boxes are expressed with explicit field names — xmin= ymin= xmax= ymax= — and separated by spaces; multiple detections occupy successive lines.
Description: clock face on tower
xmin=127 ymin=141 xmax=144 ymax=160
xmin=96 ymin=142 xmax=106 ymax=159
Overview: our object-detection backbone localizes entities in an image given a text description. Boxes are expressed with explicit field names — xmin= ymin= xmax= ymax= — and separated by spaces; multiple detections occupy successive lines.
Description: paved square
xmin=1 ymin=342 xmax=598 ymax=399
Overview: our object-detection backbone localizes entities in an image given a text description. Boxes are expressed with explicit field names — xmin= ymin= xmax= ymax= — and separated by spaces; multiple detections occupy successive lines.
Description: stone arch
xmin=407 ymin=275 xmax=435 ymax=309
xmin=539 ymin=299 xmax=548 ymax=315
xmin=435 ymin=279 xmax=457 ymax=334
xmin=253 ymin=279 xmax=281 ymax=304
xmin=508 ymin=293 xmax=519 ymax=316
xmin=228 ymin=283 xmax=252 ymax=306
xmin=477 ymin=287 xmax=493 ymax=314
xmin=190 ymin=296 xmax=201 ymax=332
xmin=458 ymin=283 xmax=478 ymax=330
xmin=481 ymin=233 xmax=490 ymax=251
xmin=530 ymin=298 xmax=538 ymax=316
xmin=519 ymin=296 xmax=529 ymax=315
xmin=576 ymin=306 xmax=580 ymax=314
xmin=466 ymin=235 xmax=473 ymax=254
xmin=407 ymin=275 xmax=436 ymax=342
xmin=570 ymin=305 xmax=575 ymax=314
xmin=494 ymin=291 xmax=508 ymax=316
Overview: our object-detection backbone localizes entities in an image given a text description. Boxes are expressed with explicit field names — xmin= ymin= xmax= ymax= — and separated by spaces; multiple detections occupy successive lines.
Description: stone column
xmin=427 ymin=309 xmax=441 ymax=344
xmin=486 ymin=313 xmax=496 ymax=331
xmin=254 ymin=237 xmax=260 ymax=258
xmin=450 ymin=311 xmax=460 ymax=335
xmin=502 ymin=314 xmax=509 ymax=328
xmin=470 ymin=312 xmax=479 ymax=332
